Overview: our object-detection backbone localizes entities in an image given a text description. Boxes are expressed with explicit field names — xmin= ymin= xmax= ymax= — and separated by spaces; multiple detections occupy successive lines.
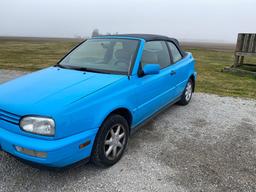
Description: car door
xmin=167 ymin=41 xmax=190 ymax=96
xmin=132 ymin=41 xmax=177 ymax=125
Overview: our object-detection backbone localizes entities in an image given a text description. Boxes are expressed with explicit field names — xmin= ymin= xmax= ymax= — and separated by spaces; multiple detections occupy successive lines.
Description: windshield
xmin=58 ymin=38 xmax=139 ymax=74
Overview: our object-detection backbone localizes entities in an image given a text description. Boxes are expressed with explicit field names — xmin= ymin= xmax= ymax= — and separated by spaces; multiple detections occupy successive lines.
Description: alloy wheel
xmin=104 ymin=124 xmax=126 ymax=160
xmin=185 ymin=81 xmax=192 ymax=101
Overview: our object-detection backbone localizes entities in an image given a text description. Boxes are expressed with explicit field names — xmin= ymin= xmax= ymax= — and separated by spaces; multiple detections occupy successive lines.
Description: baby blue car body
xmin=0 ymin=35 xmax=196 ymax=167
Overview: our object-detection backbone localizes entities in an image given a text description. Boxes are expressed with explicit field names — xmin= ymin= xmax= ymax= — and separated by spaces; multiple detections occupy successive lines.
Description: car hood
xmin=0 ymin=67 xmax=125 ymax=115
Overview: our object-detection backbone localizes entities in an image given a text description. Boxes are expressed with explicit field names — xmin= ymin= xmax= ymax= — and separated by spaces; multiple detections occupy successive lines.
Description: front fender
xmin=54 ymin=79 xmax=135 ymax=139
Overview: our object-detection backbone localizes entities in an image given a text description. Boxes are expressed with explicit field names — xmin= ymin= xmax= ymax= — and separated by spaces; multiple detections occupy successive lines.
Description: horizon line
xmin=0 ymin=35 xmax=236 ymax=44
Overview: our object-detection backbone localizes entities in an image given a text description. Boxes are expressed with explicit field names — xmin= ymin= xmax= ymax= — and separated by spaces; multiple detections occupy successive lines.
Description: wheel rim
xmin=104 ymin=124 xmax=126 ymax=160
xmin=185 ymin=81 xmax=192 ymax=101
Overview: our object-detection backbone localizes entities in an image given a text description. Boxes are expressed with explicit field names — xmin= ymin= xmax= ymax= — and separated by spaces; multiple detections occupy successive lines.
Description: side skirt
xmin=130 ymin=96 xmax=181 ymax=136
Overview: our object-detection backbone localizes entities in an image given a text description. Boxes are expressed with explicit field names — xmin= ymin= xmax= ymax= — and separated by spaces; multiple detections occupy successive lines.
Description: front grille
xmin=0 ymin=109 xmax=21 ymax=125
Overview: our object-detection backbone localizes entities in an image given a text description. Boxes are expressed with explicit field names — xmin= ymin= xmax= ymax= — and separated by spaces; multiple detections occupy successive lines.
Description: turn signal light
xmin=14 ymin=145 xmax=47 ymax=158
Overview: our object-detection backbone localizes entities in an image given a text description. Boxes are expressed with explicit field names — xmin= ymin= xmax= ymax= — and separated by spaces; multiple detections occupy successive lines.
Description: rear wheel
xmin=91 ymin=114 xmax=129 ymax=167
xmin=178 ymin=79 xmax=193 ymax=105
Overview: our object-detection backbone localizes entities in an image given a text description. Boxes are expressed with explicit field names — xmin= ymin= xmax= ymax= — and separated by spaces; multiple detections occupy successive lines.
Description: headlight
xmin=20 ymin=116 xmax=55 ymax=136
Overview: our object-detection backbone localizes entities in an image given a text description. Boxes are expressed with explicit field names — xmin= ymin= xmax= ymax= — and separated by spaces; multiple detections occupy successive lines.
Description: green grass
xmin=0 ymin=38 xmax=80 ymax=71
xmin=0 ymin=39 xmax=255 ymax=99
xmin=183 ymin=47 xmax=256 ymax=99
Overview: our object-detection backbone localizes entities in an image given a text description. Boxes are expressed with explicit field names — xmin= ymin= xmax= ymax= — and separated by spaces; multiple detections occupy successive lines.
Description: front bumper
xmin=0 ymin=127 xmax=98 ymax=167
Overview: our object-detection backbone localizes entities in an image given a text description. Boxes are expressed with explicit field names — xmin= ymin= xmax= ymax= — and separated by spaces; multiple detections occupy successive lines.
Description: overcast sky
xmin=0 ymin=0 xmax=255 ymax=43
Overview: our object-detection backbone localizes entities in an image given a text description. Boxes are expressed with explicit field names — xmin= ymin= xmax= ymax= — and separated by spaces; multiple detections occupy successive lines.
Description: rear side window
xmin=141 ymin=41 xmax=171 ymax=69
xmin=167 ymin=42 xmax=182 ymax=63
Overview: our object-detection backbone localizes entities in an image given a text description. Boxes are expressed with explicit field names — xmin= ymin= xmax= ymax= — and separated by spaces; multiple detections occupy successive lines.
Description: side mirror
xmin=143 ymin=64 xmax=160 ymax=75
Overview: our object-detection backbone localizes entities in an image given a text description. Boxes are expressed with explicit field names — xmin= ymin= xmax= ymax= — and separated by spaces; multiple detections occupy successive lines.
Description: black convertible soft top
xmin=97 ymin=34 xmax=186 ymax=57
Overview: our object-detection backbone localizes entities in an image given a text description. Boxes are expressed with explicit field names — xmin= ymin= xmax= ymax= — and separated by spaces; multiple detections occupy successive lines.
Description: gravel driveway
xmin=1 ymin=70 xmax=256 ymax=192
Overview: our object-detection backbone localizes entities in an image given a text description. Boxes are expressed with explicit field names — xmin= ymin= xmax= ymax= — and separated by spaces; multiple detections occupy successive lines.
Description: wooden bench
xmin=223 ymin=33 xmax=256 ymax=78
xmin=233 ymin=33 xmax=256 ymax=67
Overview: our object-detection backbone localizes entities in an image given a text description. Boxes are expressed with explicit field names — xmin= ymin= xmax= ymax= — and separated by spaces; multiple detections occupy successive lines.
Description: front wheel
xmin=91 ymin=114 xmax=129 ymax=167
xmin=177 ymin=79 xmax=193 ymax=105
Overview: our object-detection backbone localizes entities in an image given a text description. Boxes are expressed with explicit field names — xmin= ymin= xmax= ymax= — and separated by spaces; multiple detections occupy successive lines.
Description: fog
xmin=0 ymin=0 xmax=255 ymax=43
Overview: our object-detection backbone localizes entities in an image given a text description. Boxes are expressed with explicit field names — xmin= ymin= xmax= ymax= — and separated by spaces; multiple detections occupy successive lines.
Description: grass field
xmin=0 ymin=38 xmax=255 ymax=99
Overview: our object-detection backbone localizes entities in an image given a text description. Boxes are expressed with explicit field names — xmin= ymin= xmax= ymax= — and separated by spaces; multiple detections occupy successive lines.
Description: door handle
xmin=170 ymin=70 xmax=176 ymax=75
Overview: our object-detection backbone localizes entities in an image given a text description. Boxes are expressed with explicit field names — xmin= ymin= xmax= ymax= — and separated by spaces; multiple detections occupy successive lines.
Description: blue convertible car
xmin=0 ymin=34 xmax=196 ymax=167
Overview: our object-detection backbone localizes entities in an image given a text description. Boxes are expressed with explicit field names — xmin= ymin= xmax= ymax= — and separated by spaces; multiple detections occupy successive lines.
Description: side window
xmin=141 ymin=41 xmax=171 ymax=69
xmin=167 ymin=42 xmax=182 ymax=63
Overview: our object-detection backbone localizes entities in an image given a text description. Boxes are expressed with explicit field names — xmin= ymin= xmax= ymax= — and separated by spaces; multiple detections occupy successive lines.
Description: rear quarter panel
xmin=175 ymin=52 xmax=196 ymax=95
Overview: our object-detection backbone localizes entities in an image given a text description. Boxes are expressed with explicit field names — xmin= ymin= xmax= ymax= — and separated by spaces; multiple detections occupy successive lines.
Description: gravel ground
xmin=1 ymin=71 xmax=256 ymax=192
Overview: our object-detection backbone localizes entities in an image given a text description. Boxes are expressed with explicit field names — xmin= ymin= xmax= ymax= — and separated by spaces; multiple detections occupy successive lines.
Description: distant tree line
xmin=91 ymin=29 xmax=118 ymax=37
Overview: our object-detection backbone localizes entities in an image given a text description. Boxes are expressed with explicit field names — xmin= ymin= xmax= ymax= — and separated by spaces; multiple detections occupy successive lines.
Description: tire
xmin=91 ymin=114 xmax=129 ymax=167
xmin=177 ymin=78 xmax=193 ymax=106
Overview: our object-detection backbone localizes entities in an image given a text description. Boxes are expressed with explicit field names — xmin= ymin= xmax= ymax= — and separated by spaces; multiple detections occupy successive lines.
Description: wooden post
xmin=234 ymin=34 xmax=243 ymax=67
xmin=248 ymin=34 xmax=255 ymax=52
xmin=239 ymin=56 xmax=244 ymax=65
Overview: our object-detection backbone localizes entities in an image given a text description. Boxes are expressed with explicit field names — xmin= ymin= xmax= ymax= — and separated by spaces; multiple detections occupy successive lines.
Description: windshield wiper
xmin=70 ymin=66 xmax=97 ymax=72
xmin=55 ymin=64 xmax=108 ymax=74
xmin=54 ymin=64 xmax=72 ymax=69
